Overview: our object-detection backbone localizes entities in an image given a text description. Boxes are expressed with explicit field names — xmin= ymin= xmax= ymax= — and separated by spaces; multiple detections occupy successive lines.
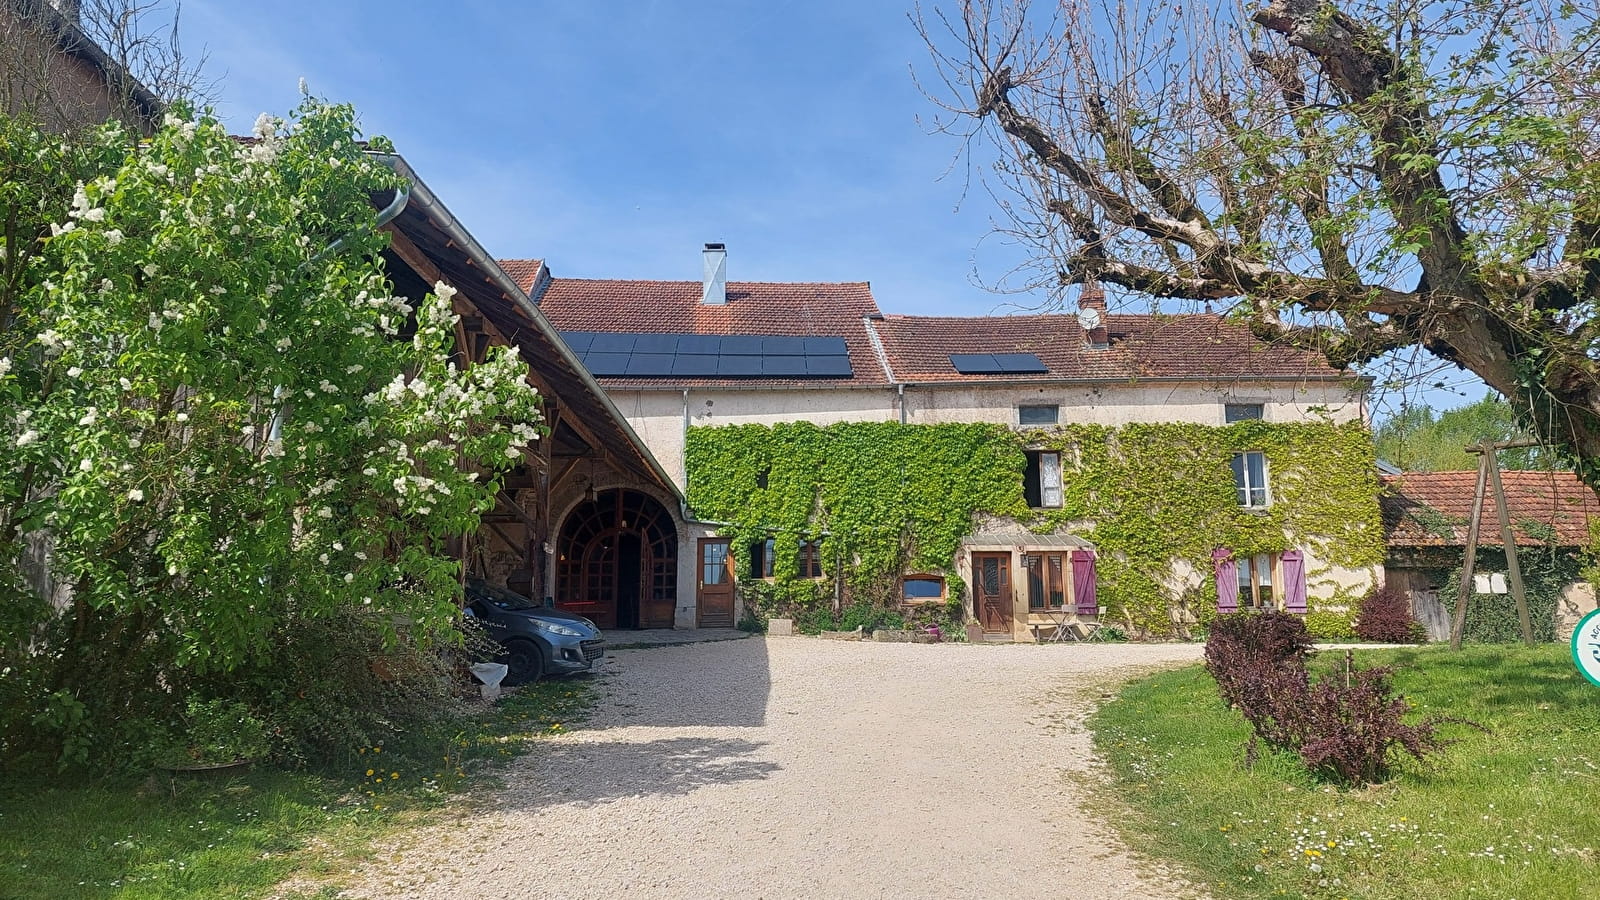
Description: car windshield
xmin=469 ymin=580 xmax=538 ymax=611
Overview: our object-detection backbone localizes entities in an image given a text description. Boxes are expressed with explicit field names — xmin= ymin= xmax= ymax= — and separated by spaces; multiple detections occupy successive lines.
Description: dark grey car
xmin=465 ymin=579 xmax=604 ymax=685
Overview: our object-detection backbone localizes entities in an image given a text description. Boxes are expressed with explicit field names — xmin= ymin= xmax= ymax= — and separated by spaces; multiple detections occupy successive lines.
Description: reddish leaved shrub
xmin=1296 ymin=665 xmax=1456 ymax=784
xmin=1354 ymin=585 xmax=1427 ymax=643
xmin=1204 ymin=612 xmax=1476 ymax=784
xmin=1205 ymin=611 xmax=1314 ymax=749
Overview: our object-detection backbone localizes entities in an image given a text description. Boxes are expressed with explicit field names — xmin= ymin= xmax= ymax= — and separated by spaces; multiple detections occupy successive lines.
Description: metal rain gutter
xmin=367 ymin=152 xmax=684 ymax=503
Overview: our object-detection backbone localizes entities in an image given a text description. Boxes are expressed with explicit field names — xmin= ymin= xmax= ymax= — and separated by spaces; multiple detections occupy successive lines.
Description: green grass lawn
xmin=0 ymin=679 xmax=591 ymax=900
xmin=1089 ymin=645 xmax=1600 ymax=900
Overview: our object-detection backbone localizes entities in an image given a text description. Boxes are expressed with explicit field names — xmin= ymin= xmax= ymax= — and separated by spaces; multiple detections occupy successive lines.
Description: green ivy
xmin=685 ymin=421 xmax=1385 ymax=636
xmin=1439 ymin=547 xmax=1580 ymax=643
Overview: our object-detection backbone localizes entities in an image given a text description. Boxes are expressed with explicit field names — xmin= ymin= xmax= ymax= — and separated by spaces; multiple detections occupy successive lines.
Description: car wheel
xmin=500 ymin=639 xmax=544 ymax=686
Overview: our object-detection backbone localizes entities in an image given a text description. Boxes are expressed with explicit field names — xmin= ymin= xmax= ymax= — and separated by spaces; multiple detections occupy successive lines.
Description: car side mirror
xmin=544 ymin=595 xmax=555 ymax=608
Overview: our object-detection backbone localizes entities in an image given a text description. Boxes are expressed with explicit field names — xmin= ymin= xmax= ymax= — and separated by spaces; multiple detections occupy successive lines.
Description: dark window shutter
xmin=1023 ymin=452 xmax=1042 ymax=507
xmin=1282 ymin=550 xmax=1306 ymax=613
xmin=1071 ymin=550 xmax=1097 ymax=615
xmin=1213 ymin=548 xmax=1238 ymax=612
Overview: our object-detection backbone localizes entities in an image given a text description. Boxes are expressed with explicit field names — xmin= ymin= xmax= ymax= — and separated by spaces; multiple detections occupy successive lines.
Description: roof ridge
xmin=547 ymin=276 xmax=873 ymax=288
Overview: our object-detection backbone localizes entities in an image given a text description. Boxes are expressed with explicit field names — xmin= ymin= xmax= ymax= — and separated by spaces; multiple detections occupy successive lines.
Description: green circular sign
xmin=1570 ymin=609 xmax=1600 ymax=687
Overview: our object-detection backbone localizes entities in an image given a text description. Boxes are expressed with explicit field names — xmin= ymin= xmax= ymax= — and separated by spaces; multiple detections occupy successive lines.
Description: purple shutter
xmin=1213 ymin=548 xmax=1238 ymax=613
xmin=1071 ymin=550 xmax=1097 ymax=615
xmin=1282 ymin=550 xmax=1307 ymax=613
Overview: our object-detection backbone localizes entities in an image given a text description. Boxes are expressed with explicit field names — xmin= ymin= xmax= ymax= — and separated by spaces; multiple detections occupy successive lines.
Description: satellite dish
xmin=1076 ymin=307 xmax=1103 ymax=331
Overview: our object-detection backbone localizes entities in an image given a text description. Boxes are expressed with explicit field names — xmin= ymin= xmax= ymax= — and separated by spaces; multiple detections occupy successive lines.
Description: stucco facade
xmin=612 ymin=378 xmax=1363 ymax=494
xmin=505 ymin=257 xmax=1382 ymax=633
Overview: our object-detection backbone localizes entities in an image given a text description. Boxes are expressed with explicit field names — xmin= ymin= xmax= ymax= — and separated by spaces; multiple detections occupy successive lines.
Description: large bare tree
xmin=919 ymin=0 xmax=1600 ymax=485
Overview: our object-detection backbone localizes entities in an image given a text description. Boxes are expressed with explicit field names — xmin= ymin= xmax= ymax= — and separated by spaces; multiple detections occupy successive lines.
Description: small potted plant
xmin=158 ymin=698 xmax=273 ymax=773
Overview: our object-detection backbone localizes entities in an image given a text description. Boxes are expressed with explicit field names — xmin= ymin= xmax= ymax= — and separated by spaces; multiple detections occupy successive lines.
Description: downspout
xmin=680 ymin=389 xmax=692 ymax=523
xmin=270 ymin=183 xmax=412 ymax=445
xmin=898 ymin=383 xmax=906 ymax=425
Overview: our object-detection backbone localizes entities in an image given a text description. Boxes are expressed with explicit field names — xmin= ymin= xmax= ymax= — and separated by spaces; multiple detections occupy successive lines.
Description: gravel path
xmin=342 ymin=637 xmax=1206 ymax=900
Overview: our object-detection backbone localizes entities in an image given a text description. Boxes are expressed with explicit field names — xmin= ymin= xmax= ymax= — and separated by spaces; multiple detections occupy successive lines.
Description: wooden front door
xmin=974 ymin=552 xmax=1013 ymax=632
xmin=696 ymin=538 xmax=735 ymax=627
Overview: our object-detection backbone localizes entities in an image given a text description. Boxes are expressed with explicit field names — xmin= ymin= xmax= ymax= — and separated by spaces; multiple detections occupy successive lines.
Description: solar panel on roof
xmin=625 ymin=353 xmax=676 ymax=377
xmin=676 ymin=334 xmax=723 ymax=354
xmin=761 ymin=356 xmax=809 ymax=376
xmin=949 ymin=353 xmax=1048 ymax=375
xmin=716 ymin=356 xmax=764 ymax=376
xmin=804 ymin=336 xmax=849 ymax=355
xmin=761 ymin=336 xmax=810 ymax=355
xmin=805 ymin=355 xmax=854 ymax=377
xmin=588 ymin=333 xmax=637 ymax=354
xmin=949 ymin=354 xmax=999 ymax=374
xmin=718 ymin=336 xmax=766 ymax=356
xmin=558 ymin=331 xmax=855 ymax=379
xmin=992 ymin=353 xmax=1049 ymax=374
xmin=582 ymin=352 xmax=631 ymax=376
xmin=671 ymin=354 xmax=720 ymax=376
xmin=559 ymin=331 xmax=595 ymax=353
xmin=631 ymin=333 xmax=680 ymax=353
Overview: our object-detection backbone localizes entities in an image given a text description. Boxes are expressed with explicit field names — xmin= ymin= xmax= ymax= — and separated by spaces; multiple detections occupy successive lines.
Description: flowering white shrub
xmin=0 ymin=99 xmax=543 ymax=694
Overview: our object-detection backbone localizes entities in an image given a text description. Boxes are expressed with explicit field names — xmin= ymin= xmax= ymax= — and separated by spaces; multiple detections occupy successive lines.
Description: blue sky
xmin=178 ymin=0 xmax=1031 ymax=317
xmin=174 ymin=0 xmax=1487 ymax=418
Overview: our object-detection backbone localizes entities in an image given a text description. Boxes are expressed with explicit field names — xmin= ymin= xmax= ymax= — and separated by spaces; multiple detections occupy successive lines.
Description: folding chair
xmin=1078 ymin=606 xmax=1110 ymax=642
xmin=1040 ymin=604 xmax=1074 ymax=642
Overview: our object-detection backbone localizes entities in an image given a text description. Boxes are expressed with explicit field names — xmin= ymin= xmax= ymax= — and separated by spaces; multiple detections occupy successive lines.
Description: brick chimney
xmin=1079 ymin=282 xmax=1109 ymax=349
xmin=701 ymin=243 xmax=727 ymax=305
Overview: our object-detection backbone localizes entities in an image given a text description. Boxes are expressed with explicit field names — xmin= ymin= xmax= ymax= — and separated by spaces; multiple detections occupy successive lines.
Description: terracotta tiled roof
xmin=531 ymin=278 xmax=890 ymax=388
xmin=874 ymin=312 xmax=1350 ymax=383
xmin=498 ymin=258 xmax=543 ymax=294
xmin=1380 ymin=471 xmax=1600 ymax=548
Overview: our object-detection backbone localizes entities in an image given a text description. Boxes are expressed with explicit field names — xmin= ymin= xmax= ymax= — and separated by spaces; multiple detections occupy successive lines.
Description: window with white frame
xmin=1231 ymin=451 xmax=1269 ymax=508
xmin=1024 ymin=450 xmax=1063 ymax=508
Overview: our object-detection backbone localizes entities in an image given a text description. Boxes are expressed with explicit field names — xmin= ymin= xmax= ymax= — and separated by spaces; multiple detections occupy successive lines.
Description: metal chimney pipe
xmin=702 ymin=242 xmax=726 ymax=305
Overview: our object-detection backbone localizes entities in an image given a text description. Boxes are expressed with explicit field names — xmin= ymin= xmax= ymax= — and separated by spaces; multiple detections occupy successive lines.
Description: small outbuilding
xmin=1380 ymin=470 xmax=1600 ymax=640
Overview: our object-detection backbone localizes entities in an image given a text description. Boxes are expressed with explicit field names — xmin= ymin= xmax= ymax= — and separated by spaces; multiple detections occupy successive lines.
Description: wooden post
xmin=1484 ymin=447 xmax=1536 ymax=646
xmin=1450 ymin=449 xmax=1491 ymax=651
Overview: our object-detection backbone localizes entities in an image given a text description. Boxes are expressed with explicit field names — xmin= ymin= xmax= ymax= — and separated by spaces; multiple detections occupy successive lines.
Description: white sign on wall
xmin=1570 ymin=609 xmax=1600 ymax=688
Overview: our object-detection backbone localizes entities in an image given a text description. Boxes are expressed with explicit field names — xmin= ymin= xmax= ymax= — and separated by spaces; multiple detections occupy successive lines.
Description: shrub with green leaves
xmin=0 ymin=99 xmax=542 ymax=772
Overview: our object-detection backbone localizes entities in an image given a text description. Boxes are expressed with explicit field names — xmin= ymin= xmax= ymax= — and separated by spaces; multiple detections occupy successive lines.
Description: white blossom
xmin=104 ymin=229 xmax=123 ymax=245
xmin=0 ymin=357 xmax=10 ymax=377
xmin=343 ymin=573 xmax=354 ymax=583
xmin=175 ymin=412 xmax=189 ymax=423
xmin=127 ymin=488 xmax=144 ymax=501
xmin=275 ymin=338 xmax=291 ymax=350
xmin=78 ymin=458 xmax=92 ymax=472
xmin=66 ymin=366 xmax=82 ymax=378
xmin=15 ymin=429 xmax=38 ymax=447
xmin=316 ymin=507 xmax=332 ymax=519
xmin=77 ymin=408 xmax=97 ymax=426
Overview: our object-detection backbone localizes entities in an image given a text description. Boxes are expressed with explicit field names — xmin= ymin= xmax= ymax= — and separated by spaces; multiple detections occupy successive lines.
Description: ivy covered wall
xmin=684 ymin=420 xmax=1385 ymax=635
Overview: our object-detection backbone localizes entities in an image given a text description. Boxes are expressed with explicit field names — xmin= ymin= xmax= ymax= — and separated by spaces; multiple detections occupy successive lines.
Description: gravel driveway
xmin=343 ymin=637 xmax=1205 ymax=900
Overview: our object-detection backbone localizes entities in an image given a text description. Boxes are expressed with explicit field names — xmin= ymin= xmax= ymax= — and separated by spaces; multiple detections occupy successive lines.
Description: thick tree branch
xmin=1254 ymin=0 xmax=1478 ymax=299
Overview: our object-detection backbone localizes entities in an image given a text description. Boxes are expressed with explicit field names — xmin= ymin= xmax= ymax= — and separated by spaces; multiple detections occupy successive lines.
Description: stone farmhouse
xmin=499 ymin=244 xmax=1386 ymax=639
